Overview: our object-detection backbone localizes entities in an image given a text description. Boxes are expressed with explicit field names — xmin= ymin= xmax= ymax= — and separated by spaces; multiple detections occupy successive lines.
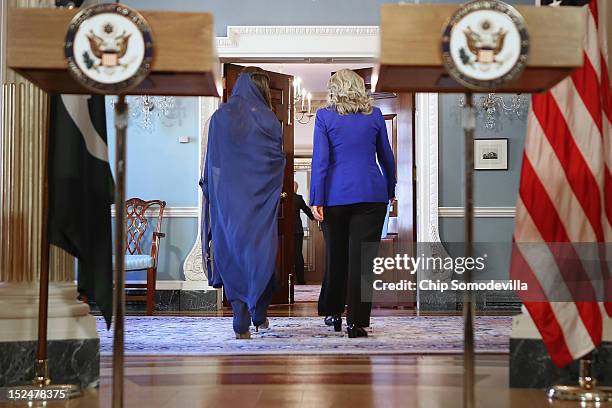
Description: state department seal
xmin=64 ymin=4 xmax=154 ymax=93
xmin=441 ymin=0 xmax=529 ymax=90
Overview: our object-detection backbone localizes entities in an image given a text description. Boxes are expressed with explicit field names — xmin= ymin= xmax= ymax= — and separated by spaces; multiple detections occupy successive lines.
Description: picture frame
xmin=474 ymin=138 xmax=508 ymax=170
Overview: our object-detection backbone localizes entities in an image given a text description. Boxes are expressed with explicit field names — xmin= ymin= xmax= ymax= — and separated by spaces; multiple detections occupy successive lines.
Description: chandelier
xmin=110 ymin=96 xmax=177 ymax=131
xmin=129 ymin=96 xmax=176 ymax=130
xmin=458 ymin=93 xmax=529 ymax=129
xmin=293 ymin=77 xmax=314 ymax=125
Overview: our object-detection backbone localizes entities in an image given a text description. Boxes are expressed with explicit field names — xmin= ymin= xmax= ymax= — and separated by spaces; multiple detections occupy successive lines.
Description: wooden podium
xmin=6 ymin=6 xmax=219 ymax=407
xmin=375 ymin=4 xmax=585 ymax=93
xmin=374 ymin=3 xmax=588 ymax=408
xmin=7 ymin=8 xmax=219 ymax=96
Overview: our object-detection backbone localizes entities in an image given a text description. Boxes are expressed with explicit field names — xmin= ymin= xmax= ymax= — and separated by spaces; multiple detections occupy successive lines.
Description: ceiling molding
xmin=217 ymin=25 xmax=379 ymax=59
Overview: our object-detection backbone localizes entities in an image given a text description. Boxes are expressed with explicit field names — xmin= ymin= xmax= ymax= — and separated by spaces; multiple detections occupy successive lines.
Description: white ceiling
xmin=240 ymin=63 xmax=374 ymax=94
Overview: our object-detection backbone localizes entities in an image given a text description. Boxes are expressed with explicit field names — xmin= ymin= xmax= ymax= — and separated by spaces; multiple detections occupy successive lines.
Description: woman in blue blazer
xmin=310 ymin=69 xmax=396 ymax=338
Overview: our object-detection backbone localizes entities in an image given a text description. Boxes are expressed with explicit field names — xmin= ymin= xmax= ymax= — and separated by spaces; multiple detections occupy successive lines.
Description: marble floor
xmin=1 ymin=354 xmax=599 ymax=408
xmin=2 ymin=304 xmax=597 ymax=408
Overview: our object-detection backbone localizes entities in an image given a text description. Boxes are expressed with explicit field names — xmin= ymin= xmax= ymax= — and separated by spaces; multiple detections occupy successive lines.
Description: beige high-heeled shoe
xmin=255 ymin=318 xmax=270 ymax=332
xmin=235 ymin=331 xmax=251 ymax=339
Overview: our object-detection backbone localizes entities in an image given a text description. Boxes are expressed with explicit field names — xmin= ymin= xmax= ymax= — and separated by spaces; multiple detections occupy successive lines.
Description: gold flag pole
xmin=33 ymin=92 xmax=52 ymax=390
xmin=112 ymin=94 xmax=128 ymax=408
xmin=32 ymin=94 xmax=82 ymax=401
xmin=461 ymin=92 xmax=476 ymax=408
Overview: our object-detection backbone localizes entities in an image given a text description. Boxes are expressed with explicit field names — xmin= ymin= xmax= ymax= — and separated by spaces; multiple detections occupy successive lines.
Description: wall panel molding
xmin=111 ymin=206 xmax=199 ymax=218
xmin=183 ymin=97 xmax=219 ymax=282
xmin=111 ymin=206 xmax=517 ymax=219
xmin=439 ymin=206 xmax=516 ymax=218
xmin=415 ymin=93 xmax=441 ymax=243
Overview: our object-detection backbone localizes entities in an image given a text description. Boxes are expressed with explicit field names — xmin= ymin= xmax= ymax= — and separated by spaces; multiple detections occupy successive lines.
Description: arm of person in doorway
xmin=298 ymin=194 xmax=315 ymax=220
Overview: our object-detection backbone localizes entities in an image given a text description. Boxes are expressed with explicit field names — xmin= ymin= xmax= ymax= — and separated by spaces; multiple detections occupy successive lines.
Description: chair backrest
xmin=125 ymin=198 xmax=166 ymax=255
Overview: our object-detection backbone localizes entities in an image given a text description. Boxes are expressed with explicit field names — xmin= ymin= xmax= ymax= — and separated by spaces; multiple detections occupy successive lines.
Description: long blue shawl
xmin=200 ymin=73 xmax=285 ymax=311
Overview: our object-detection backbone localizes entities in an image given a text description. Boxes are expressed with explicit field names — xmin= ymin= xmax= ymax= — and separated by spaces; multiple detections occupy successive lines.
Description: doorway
xmin=185 ymin=26 xmax=442 ymax=311
xmin=223 ymin=62 xmax=416 ymax=308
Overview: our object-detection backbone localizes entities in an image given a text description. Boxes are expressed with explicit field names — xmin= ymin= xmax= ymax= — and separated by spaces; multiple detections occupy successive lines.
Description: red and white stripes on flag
xmin=511 ymin=0 xmax=612 ymax=368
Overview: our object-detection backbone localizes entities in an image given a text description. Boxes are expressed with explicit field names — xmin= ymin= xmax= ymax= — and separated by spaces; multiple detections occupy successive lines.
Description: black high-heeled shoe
xmin=324 ymin=315 xmax=342 ymax=332
xmin=346 ymin=324 xmax=368 ymax=338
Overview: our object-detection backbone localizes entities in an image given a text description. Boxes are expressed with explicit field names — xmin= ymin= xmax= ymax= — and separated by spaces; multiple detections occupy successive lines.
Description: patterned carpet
xmin=96 ymin=316 xmax=512 ymax=356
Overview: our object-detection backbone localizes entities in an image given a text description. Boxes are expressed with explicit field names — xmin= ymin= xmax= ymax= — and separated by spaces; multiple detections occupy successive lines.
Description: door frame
xmin=185 ymin=26 xmax=443 ymax=308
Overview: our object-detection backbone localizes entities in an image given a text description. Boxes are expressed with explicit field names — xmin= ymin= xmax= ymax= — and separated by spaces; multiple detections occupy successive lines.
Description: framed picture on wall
xmin=474 ymin=138 xmax=508 ymax=170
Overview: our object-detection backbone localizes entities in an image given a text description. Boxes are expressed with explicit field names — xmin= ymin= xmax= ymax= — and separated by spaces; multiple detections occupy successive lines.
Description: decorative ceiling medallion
xmin=441 ymin=0 xmax=529 ymax=90
xmin=64 ymin=4 xmax=154 ymax=94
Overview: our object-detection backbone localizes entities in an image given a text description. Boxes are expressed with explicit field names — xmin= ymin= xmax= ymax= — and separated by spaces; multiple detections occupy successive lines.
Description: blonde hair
xmin=326 ymin=69 xmax=373 ymax=115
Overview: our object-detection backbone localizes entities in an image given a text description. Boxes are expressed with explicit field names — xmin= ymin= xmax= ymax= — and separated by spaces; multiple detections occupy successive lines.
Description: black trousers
xmin=295 ymin=233 xmax=306 ymax=284
xmin=318 ymin=202 xmax=387 ymax=327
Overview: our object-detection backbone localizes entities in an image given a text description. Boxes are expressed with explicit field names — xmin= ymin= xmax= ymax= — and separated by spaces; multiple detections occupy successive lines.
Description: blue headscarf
xmin=200 ymin=73 xmax=285 ymax=311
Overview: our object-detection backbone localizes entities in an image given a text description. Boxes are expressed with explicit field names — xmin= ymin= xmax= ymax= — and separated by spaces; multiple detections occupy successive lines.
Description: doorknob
xmin=280 ymin=192 xmax=288 ymax=199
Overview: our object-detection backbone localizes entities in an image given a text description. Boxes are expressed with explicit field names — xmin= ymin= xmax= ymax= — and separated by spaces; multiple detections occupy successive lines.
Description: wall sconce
xmin=293 ymin=77 xmax=314 ymax=125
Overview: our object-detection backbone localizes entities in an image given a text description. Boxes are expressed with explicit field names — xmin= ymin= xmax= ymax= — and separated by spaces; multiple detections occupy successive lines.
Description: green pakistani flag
xmin=47 ymin=94 xmax=114 ymax=328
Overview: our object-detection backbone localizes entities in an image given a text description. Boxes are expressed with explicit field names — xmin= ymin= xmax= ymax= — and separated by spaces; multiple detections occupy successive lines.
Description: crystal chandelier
xmin=129 ymin=96 xmax=176 ymax=130
xmin=292 ymin=77 xmax=314 ymax=125
xmin=458 ymin=93 xmax=529 ymax=129
xmin=110 ymin=96 xmax=177 ymax=131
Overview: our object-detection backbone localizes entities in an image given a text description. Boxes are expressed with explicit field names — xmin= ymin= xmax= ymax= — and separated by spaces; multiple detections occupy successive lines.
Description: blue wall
xmin=106 ymin=97 xmax=200 ymax=280
xmin=106 ymin=97 xmax=200 ymax=207
xmin=439 ymin=94 xmax=527 ymax=209
xmin=438 ymin=94 xmax=528 ymax=244
xmin=437 ymin=94 xmax=529 ymax=281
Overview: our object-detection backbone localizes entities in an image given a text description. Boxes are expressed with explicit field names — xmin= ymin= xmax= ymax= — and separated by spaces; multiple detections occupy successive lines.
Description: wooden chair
xmin=124 ymin=198 xmax=166 ymax=315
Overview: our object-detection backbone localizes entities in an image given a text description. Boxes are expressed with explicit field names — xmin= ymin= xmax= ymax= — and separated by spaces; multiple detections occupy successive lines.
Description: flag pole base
xmin=547 ymin=385 xmax=612 ymax=402
xmin=547 ymin=354 xmax=612 ymax=402
xmin=30 ymin=359 xmax=83 ymax=398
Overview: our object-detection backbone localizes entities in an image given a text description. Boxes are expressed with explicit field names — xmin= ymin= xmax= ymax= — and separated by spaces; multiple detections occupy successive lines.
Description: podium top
xmin=375 ymin=4 xmax=586 ymax=93
xmin=7 ymin=8 xmax=219 ymax=96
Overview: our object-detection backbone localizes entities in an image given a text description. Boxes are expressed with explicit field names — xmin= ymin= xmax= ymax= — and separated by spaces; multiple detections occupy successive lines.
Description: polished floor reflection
xmin=0 ymin=304 xmax=580 ymax=408
xmin=1 ymin=354 xmax=592 ymax=408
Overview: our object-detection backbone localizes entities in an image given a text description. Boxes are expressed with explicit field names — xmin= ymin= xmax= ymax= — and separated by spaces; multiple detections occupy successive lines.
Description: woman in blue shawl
xmin=201 ymin=68 xmax=285 ymax=339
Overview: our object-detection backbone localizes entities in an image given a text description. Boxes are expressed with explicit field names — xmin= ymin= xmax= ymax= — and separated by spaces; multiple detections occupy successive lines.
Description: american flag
xmin=511 ymin=0 xmax=612 ymax=368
